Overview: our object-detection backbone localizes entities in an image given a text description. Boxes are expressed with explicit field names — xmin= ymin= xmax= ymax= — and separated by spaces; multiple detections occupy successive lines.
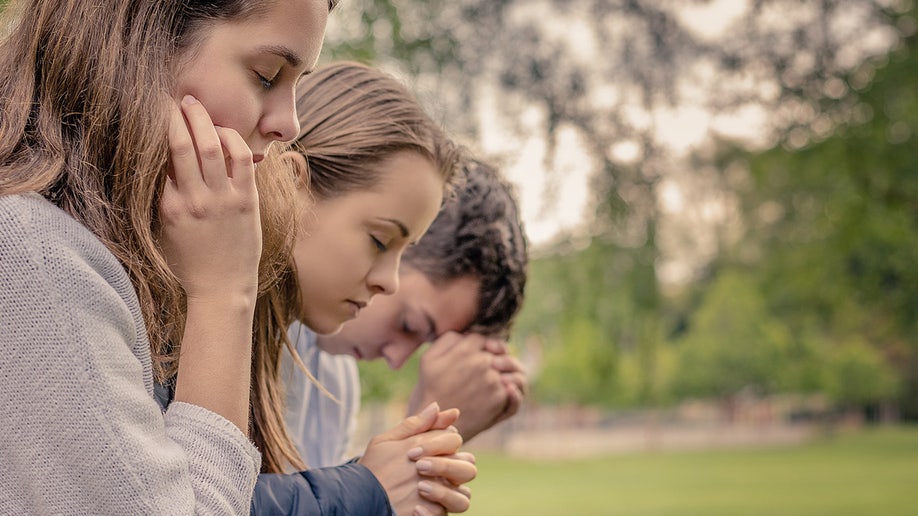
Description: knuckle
xmin=199 ymin=143 xmax=224 ymax=161
xmin=170 ymin=138 xmax=195 ymax=159
xmin=186 ymin=198 xmax=209 ymax=219
xmin=235 ymin=197 xmax=255 ymax=214
xmin=159 ymin=200 xmax=182 ymax=222
xmin=230 ymin=146 xmax=254 ymax=165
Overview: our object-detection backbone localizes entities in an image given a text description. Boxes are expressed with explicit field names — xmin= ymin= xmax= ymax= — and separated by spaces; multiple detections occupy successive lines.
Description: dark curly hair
xmin=402 ymin=159 xmax=528 ymax=338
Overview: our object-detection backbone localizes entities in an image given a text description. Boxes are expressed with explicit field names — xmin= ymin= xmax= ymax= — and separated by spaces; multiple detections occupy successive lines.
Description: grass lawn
xmin=465 ymin=426 xmax=918 ymax=516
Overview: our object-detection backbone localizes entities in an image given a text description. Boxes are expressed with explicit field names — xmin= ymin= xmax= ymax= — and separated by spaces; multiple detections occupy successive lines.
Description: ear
xmin=280 ymin=150 xmax=310 ymax=189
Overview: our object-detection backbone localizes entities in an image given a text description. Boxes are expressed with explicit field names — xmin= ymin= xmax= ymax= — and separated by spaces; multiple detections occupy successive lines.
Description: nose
xmin=261 ymin=88 xmax=300 ymax=143
xmin=366 ymin=254 xmax=400 ymax=297
xmin=381 ymin=338 xmax=419 ymax=370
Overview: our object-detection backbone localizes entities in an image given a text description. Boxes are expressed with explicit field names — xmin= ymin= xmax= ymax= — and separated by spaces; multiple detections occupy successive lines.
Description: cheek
xmin=202 ymin=94 xmax=258 ymax=138
xmin=296 ymin=243 xmax=353 ymax=301
xmin=292 ymin=241 xmax=323 ymax=302
xmin=338 ymin=238 xmax=378 ymax=281
xmin=180 ymin=77 xmax=259 ymax=140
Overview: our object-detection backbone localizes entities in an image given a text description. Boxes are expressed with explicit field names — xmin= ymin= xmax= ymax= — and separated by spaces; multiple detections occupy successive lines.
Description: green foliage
xmin=822 ymin=338 xmax=899 ymax=406
xmin=533 ymin=317 xmax=617 ymax=406
xmin=722 ymin=16 xmax=918 ymax=414
xmin=323 ymin=2 xmax=918 ymax=415
xmin=512 ymin=236 xmax=669 ymax=408
xmin=670 ymin=269 xmax=794 ymax=399
xmin=357 ymin=353 xmax=419 ymax=403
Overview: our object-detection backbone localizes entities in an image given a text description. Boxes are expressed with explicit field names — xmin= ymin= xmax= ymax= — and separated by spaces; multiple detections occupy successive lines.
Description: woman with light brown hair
xmin=0 ymin=0 xmax=331 ymax=513
xmin=242 ymin=62 xmax=480 ymax=515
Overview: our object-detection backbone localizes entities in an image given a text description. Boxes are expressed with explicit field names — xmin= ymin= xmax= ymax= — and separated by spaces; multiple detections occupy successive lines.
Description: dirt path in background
xmin=468 ymin=423 xmax=815 ymax=459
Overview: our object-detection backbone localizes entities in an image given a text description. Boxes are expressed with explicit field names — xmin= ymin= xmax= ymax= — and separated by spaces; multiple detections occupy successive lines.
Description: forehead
xmin=312 ymin=151 xmax=443 ymax=243
xmin=188 ymin=0 xmax=328 ymax=64
xmin=401 ymin=270 xmax=479 ymax=336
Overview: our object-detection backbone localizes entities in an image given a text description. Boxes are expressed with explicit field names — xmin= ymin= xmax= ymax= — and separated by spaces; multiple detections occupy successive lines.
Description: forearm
xmin=174 ymin=295 xmax=256 ymax=434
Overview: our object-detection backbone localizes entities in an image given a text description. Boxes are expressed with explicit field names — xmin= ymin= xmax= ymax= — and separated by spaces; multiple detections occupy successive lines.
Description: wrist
xmin=185 ymin=292 xmax=257 ymax=319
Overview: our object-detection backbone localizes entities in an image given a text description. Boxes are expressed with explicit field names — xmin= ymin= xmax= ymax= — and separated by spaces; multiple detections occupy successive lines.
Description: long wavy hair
xmin=0 ymin=0 xmax=322 ymax=471
xmin=253 ymin=61 xmax=463 ymax=473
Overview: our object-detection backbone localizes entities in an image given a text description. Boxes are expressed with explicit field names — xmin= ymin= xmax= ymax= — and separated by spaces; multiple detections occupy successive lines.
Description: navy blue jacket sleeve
xmin=251 ymin=462 xmax=393 ymax=515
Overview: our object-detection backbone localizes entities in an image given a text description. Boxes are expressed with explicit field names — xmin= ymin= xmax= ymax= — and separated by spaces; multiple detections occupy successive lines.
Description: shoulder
xmin=0 ymin=193 xmax=130 ymax=285
xmin=0 ymin=192 xmax=147 ymax=373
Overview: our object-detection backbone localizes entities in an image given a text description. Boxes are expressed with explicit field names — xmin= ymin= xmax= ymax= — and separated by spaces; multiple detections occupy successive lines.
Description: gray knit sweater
xmin=0 ymin=193 xmax=260 ymax=514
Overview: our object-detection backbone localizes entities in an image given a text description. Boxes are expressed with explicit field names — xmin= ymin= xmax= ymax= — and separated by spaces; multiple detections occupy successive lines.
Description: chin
xmin=299 ymin=309 xmax=347 ymax=336
xmin=311 ymin=320 xmax=345 ymax=336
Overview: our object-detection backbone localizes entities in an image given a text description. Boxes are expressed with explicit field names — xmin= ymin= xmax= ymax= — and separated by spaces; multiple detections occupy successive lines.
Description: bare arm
xmin=161 ymin=96 xmax=262 ymax=433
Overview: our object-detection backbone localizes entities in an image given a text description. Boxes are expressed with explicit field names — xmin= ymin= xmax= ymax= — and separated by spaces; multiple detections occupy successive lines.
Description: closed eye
xmin=255 ymin=72 xmax=275 ymax=90
xmin=370 ymin=235 xmax=387 ymax=252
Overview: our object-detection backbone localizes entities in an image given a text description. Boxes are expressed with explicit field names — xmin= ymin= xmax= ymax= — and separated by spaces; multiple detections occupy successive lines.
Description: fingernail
xmin=447 ymin=425 xmax=459 ymax=433
xmin=407 ymin=446 xmax=424 ymax=460
xmin=416 ymin=459 xmax=432 ymax=473
xmin=420 ymin=401 xmax=439 ymax=418
xmin=418 ymin=481 xmax=434 ymax=495
xmin=182 ymin=94 xmax=198 ymax=105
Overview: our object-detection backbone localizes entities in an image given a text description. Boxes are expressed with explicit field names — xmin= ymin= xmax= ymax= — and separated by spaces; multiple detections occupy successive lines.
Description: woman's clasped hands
xmin=360 ymin=402 xmax=477 ymax=516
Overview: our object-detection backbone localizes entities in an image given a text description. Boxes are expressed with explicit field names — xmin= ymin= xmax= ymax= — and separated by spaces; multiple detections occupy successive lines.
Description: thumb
xmin=376 ymin=402 xmax=440 ymax=442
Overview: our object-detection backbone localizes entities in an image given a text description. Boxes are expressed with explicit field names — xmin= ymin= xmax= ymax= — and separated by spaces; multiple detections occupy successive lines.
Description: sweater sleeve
xmin=251 ymin=463 xmax=393 ymax=515
xmin=0 ymin=195 xmax=260 ymax=514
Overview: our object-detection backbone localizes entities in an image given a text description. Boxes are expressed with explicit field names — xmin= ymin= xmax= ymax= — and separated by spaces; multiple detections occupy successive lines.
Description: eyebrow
xmin=256 ymin=44 xmax=303 ymax=69
xmin=378 ymin=218 xmax=409 ymax=238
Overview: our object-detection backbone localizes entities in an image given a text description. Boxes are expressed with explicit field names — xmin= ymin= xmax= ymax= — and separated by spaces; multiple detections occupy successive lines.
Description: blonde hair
xmin=252 ymin=62 xmax=463 ymax=473
xmin=291 ymin=61 xmax=460 ymax=200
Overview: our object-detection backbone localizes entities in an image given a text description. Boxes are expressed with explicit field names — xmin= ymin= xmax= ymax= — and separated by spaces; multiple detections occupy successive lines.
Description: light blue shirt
xmin=282 ymin=321 xmax=361 ymax=468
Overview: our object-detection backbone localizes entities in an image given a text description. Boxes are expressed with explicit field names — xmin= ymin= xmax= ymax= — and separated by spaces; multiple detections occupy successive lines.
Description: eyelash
xmin=255 ymin=72 xmax=275 ymax=90
xmin=370 ymin=235 xmax=387 ymax=252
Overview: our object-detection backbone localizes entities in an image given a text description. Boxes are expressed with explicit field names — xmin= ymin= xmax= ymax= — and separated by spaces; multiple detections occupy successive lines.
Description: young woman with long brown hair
xmin=0 ymin=0 xmax=330 ymax=513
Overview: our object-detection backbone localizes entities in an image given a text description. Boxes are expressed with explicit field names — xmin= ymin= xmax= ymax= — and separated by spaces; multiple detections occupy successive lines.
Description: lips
xmin=345 ymin=299 xmax=367 ymax=318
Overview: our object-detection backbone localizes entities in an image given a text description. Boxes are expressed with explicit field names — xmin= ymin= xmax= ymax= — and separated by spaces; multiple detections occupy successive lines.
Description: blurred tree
xmin=534 ymin=317 xmax=616 ymax=405
xmin=357 ymin=354 xmax=418 ymax=404
xmin=322 ymin=1 xmax=914 ymax=412
xmin=670 ymin=269 xmax=794 ymax=403
xmin=718 ymin=8 xmax=918 ymax=416
xmin=822 ymin=337 xmax=899 ymax=408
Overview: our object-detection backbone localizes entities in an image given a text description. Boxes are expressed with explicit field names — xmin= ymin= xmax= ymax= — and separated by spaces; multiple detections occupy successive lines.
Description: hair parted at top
xmin=0 ymin=0 xmax=305 ymax=374
xmin=403 ymin=159 xmax=529 ymax=338
xmin=288 ymin=61 xmax=461 ymax=200
xmin=260 ymin=60 xmax=463 ymax=473
xmin=0 ymin=0 xmax=334 ymax=476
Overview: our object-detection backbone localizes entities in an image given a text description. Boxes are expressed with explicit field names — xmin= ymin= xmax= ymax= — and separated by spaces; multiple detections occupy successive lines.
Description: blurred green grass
xmin=466 ymin=426 xmax=918 ymax=515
